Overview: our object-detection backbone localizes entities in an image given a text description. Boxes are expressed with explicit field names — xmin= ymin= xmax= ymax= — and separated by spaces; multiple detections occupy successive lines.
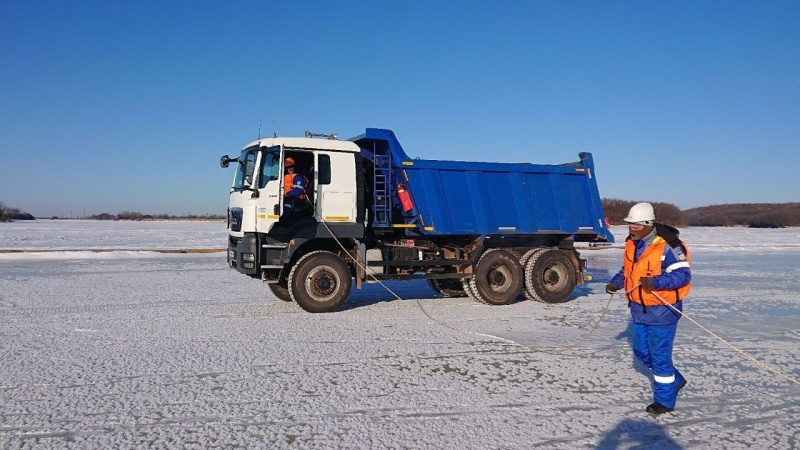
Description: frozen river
xmin=1 ymin=221 xmax=799 ymax=448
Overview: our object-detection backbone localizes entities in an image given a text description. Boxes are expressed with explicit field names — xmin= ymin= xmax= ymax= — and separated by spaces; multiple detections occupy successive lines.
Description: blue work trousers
xmin=632 ymin=322 xmax=685 ymax=409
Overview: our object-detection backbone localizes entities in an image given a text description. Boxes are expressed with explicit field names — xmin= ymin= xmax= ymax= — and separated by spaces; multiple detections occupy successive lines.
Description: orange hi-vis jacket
xmin=283 ymin=173 xmax=307 ymax=199
xmin=623 ymin=236 xmax=691 ymax=307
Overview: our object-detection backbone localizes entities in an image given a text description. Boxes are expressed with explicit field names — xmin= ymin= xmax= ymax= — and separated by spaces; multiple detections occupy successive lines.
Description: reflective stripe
xmin=654 ymin=374 xmax=676 ymax=384
xmin=666 ymin=261 xmax=691 ymax=273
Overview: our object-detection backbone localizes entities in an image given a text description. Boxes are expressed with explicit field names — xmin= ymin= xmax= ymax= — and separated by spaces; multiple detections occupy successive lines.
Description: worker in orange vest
xmin=606 ymin=202 xmax=692 ymax=415
xmin=283 ymin=157 xmax=308 ymax=218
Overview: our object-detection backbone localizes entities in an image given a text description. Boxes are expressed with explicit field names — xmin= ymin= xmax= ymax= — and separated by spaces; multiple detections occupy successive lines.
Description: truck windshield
xmin=233 ymin=148 xmax=258 ymax=190
xmin=259 ymin=147 xmax=281 ymax=188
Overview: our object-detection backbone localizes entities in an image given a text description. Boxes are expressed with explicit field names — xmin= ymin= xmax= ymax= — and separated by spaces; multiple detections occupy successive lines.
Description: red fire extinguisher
xmin=397 ymin=183 xmax=414 ymax=212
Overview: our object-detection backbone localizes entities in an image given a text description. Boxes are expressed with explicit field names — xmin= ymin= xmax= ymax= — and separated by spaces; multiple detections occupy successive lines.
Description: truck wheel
xmin=427 ymin=279 xmax=466 ymax=297
xmin=462 ymin=278 xmax=480 ymax=301
xmin=470 ymin=249 xmax=523 ymax=305
xmin=268 ymin=280 xmax=292 ymax=302
xmin=288 ymin=251 xmax=351 ymax=313
xmin=519 ymin=248 xmax=545 ymax=300
xmin=519 ymin=248 xmax=544 ymax=269
xmin=524 ymin=249 xmax=576 ymax=303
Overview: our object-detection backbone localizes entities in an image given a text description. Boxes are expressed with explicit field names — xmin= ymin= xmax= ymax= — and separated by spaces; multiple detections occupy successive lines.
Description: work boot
xmin=646 ymin=402 xmax=674 ymax=415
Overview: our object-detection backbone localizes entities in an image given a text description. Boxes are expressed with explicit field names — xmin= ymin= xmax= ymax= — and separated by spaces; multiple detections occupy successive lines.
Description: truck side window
xmin=259 ymin=149 xmax=280 ymax=188
xmin=318 ymin=154 xmax=331 ymax=185
xmin=234 ymin=150 xmax=258 ymax=189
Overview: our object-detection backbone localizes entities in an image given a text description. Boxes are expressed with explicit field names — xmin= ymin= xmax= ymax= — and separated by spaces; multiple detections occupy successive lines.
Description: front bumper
xmin=227 ymin=233 xmax=289 ymax=280
xmin=227 ymin=233 xmax=258 ymax=275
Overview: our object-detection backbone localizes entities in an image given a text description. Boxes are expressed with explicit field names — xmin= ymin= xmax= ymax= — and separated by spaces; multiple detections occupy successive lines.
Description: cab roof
xmin=243 ymin=136 xmax=360 ymax=153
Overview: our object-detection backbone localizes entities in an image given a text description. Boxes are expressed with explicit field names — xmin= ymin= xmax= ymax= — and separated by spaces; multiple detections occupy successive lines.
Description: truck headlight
xmin=242 ymin=252 xmax=255 ymax=269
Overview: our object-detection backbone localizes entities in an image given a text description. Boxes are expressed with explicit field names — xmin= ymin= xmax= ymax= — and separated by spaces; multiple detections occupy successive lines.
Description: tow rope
xmin=642 ymin=289 xmax=800 ymax=387
xmin=306 ymin=218 xmax=800 ymax=382
xmin=316 ymin=217 xmax=618 ymax=354
xmin=266 ymin=203 xmax=800 ymax=414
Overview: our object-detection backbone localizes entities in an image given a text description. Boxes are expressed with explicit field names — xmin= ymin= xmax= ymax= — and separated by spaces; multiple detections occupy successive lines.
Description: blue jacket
xmin=610 ymin=225 xmax=691 ymax=325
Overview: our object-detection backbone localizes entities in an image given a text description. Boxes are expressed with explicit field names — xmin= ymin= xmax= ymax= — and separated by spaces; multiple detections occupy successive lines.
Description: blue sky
xmin=2 ymin=1 xmax=798 ymax=217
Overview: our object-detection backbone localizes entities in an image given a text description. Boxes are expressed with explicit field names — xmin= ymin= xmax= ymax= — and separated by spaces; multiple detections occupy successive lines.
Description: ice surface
xmin=0 ymin=219 xmax=225 ymax=252
xmin=1 ymin=221 xmax=798 ymax=449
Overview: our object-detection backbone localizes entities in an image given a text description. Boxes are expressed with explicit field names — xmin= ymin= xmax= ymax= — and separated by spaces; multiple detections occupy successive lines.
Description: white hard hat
xmin=624 ymin=202 xmax=655 ymax=225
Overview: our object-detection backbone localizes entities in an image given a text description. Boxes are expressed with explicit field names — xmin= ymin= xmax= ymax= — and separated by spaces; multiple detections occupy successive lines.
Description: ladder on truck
xmin=372 ymin=154 xmax=393 ymax=228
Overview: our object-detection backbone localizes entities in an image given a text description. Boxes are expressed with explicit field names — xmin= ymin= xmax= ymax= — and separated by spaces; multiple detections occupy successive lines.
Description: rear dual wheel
xmin=469 ymin=249 xmax=523 ymax=305
xmin=462 ymin=278 xmax=480 ymax=301
xmin=428 ymin=278 xmax=467 ymax=297
xmin=524 ymin=249 xmax=577 ymax=304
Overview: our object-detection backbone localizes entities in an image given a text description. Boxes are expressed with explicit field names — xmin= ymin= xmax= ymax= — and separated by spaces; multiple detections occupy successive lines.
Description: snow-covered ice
xmin=0 ymin=219 xmax=225 ymax=253
xmin=1 ymin=221 xmax=798 ymax=449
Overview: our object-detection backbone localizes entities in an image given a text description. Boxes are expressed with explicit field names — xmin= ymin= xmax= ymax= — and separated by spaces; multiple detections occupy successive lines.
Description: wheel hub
xmin=312 ymin=273 xmax=335 ymax=295
xmin=489 ymin=269 xmax=507 ymax=286
xmin=306 ymin=266 xmax=338 ymax=298
xmin=545 ymin=269 xmax=560 ymax=285
xmin=542 ymin=264 xmax=567 ymax=291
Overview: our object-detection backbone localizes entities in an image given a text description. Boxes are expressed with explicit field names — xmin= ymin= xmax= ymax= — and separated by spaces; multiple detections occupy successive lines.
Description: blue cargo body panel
xmin=351 ymin=128 xmax=614 ymax=243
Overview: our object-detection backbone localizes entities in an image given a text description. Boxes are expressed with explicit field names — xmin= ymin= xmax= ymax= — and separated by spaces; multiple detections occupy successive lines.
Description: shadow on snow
xmin=597 ymin=418 xmax=682 ymax=449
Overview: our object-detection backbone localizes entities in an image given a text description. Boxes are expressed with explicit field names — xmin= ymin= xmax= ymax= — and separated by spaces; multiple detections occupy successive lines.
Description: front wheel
xmin=288 ymin=251 xmax=352 ymax=313
xmin=268 ymin=280 xmax=292 ymax=302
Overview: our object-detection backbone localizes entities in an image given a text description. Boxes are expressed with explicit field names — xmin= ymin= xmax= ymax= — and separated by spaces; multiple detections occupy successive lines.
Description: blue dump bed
xmin=351 ymin=128 xmax=614 ymax=243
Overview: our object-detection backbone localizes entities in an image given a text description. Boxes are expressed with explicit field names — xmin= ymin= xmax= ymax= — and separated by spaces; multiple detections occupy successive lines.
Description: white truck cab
xmin=221 ymin=135 xmax=361 ymax=239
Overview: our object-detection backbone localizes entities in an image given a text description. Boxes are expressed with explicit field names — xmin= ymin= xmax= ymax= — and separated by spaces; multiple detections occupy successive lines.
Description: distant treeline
xmin=683 ymin=203 xmax=800 ymax=228
xmin=0 ymin=202 xmax=35 ymax=222
xmin=0 ymin=201 xmax=224 ymax=222
xmin=602 ymin=199 xmax=800 ymax=228
xmin=87 ymin=211 xmax=225 ymax=221
xmin=602 ymin=199 xmax=685 ymax=226
xmin=4 ymin=200 xmax=800 ymax=227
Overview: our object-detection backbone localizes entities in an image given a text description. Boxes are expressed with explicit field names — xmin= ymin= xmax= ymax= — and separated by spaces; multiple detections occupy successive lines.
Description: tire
xmin=470 ymin=249 xmax=523 ymax=305
xmin=462 ymin=278 xmax=480 ymax=301
xmin=268 ymin=280 xmax=292 ymax=302
xmin=519 ymin=248 xmax=544 ymax=269
xmin=519 ymin=248 xmax=545 ymax=300
xmin=524 ymin=249 xmax=577 ymax=303
xmin=427 ymin=278 xmax=467 ymax=298
xmin=288 ymin=251 xmax=352 ymax=313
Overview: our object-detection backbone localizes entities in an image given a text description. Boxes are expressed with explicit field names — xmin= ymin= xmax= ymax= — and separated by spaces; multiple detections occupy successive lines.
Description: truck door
xmin=227 ymin=147 xmax=261 ymax=236
xmin=255 ymin=145 xmax=282 ymax=232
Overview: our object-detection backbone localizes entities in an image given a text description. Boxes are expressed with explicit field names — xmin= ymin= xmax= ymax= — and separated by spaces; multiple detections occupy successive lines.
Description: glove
xmin=640 ymin=277 xmax=655 ymax=291
xmin=605 ymin=283 xmax=619 ymax=294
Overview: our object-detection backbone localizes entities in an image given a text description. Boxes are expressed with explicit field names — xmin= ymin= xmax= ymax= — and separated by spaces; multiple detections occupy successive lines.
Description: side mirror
xmin=220 ymin=155 xmax=238 ymax=168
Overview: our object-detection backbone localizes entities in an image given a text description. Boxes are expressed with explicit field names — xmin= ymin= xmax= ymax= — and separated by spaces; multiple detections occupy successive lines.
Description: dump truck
xmin=220 ymin=128 xmax=614 ymax=312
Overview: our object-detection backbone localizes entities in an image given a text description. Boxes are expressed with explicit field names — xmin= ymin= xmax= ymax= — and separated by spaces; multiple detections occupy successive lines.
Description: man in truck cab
xmin=283 ymin=157 xmax=309 ymax=218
